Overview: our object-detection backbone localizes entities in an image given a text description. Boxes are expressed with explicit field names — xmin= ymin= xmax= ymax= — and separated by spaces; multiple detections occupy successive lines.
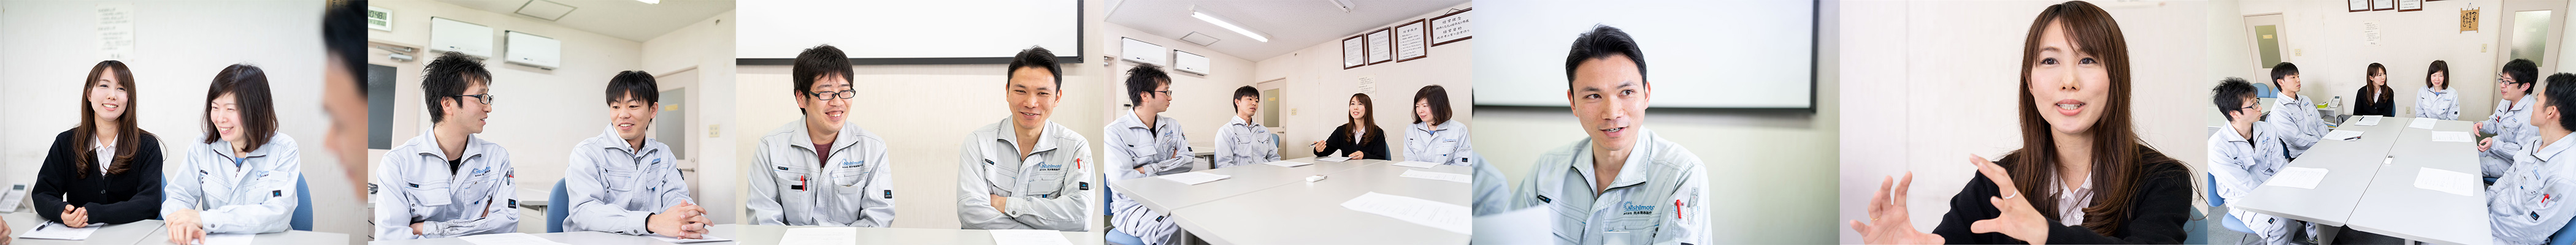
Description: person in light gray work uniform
xmin=2485 ymin=59 xmax=2543 ymax=178
xmin=564 ymin=71 xmax=710 ymax=238
xmin=1108 ymin=64 xmax=1195 ymax=244
xmin=1214 ymin=85 xmax=1280 ymax=168
xmin=2207 ymin=78 xmax=2305 ymax=245
xmin=2263 ymin=62 xmax=2326 ymax=160
xmin=747 ymin=45 xmax=897 ymax=227
xmin=957 ymin=46 xmax=1092 ymax=232
xmin=165 ymin=64 xmax=302 ymax=244
xmin=2490 ymin=72 xmax=2576 ymax=245
xmin=1406 ymin=85 xmax=1475 ymax=166
xmin=1506 ymin=25 xmax=1709 ymax=245
xmin=372 ymin=52 xmax=519 ymax=240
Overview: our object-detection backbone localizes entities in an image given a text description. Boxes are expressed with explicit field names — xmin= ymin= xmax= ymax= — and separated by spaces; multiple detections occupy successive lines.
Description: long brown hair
xmin=2009 ymin=1 xmax=2182 ymax=236
xmin=74 ymin=60 xmax=150 ymax=178
xmin=1344 ymin=93 xmax=1385 ymax=145
xmin=2363 ymin=63 xmax=2394 ymax=108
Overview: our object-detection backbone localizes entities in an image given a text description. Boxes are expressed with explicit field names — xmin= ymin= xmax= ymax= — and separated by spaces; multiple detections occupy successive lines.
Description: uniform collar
xmin=2509 ymin=94 xmax=2536 ymax=112
xmin=2537 ymin=134 xmax=2576 ymax=162
xmin=786 ymin=119 xmax=862 ymax=154
xmin=1571 ymin=129 xmax=1658 ymax=190
xmin=211 ymin=133 xmax=287 ymax=159
xmin=588 ymin=126 xmax=664 ymax=156
xmin=995 ymin=116 xmax=1064 ymax=157
xmin=412 ymin=128 xmax=481 ymax=160
xmin=2217 ymin=122 xmax=2253 ymax=143
xmin=1413 ymin=120 xmax=1462 ymax=134
xmin=1111 ymin=108 xmax=1173 ymax=131
xmin=1228 ymin=115 xmax=1259 ymax=128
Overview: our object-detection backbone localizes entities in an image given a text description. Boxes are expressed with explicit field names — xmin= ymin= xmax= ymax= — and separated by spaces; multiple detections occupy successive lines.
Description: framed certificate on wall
xmin=1343 ymin=34 xmax=1367 ymax=69
xmin=1367 ymin=28 xmax=1393 ymax=65
xmin=1395 ymin=19 xmax=1429 ymax=62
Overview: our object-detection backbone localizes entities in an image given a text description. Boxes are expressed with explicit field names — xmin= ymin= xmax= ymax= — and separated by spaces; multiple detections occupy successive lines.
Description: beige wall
xmin=2229 ymin=0 xmax=2508 ymax=121
xmin=1838 ymin=1 xmax=2209 ymax=243
xmin=1094 ymin=22 xmax=1260 ymax=153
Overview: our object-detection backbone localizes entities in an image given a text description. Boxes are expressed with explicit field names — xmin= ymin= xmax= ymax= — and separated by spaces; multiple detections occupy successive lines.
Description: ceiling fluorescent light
xmin=1190 ymin=9 xmax=1267 ymax=42
xmin=636 ymin=0 xmax=659 ymax=4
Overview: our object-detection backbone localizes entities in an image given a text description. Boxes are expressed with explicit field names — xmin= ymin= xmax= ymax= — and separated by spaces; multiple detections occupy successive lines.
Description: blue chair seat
xmin=2208 ymin=174 xmax=2253 ymax=234
xmin=548 ymin=179 xmax=570 ymax=233
xmin=1106 ymin=228 xmax=1146 ymax=245
xmin=291 ymin=176 xmax=312 ymax=231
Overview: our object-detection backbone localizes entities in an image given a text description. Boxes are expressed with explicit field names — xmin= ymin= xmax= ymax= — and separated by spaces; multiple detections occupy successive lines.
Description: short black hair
xmin=1232 ymin=86 xmax=1260 ymax=110
xmin=2269 ymin=62 xmax=2299 ymax=87
xmin=2212 ymin=77 xmax=2258 ymax=121
xmin=1564 ymin=24 xmax=1646 ymax=87
xmin=2547 ymin=73 xmax=2576 ymax=130
xmin=205 ymin=64 xmax=281 ymax=152
xmin=1414 ymin=85 xmax=1453 ymax=124
xmin=792 ymin=44 xmax=853 ymax=97
xmin=324 ymin=0 xmax=366 ymax=94
xmin=1009 ymin=46 xmax=1063 ymax=88
xmin=607 ymin=70 xmax=659 ymax=105
xmin=2507 ymin=59 xmax=2540 ymax=95
xmin=421 ymin=51 xmax=490 ymax=123
xmin=1124 ymin=63 xmax=1170 ymax=105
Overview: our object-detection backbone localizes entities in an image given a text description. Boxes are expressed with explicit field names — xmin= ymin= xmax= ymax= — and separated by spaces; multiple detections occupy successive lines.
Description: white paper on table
xmin=1341 ymin=192 xmax=1471 ymax=235
xmin=2263 ymin=167 xmax=2330 ymax=189
xmin=2415 ymin=167 xmax=2478 ymax=196
xmin=2432 ymin=131 xmax=2477 ymax=143
xmin=17 ymin=222 xmax=102 ymax=240
xmin=2324 ymin=130 xmax=2365 ymax=141
xmin=645 ymin=234 xmax=733 ymax=243
xmin=1401 ymin=170 xmax=1474 ymax=184
xmin=457 ymin=233 xmax=571 ymax=245
xmin=1472 ymin=206 xmax=1555 ymax=245
xmin=989 ymin=229 xmax=1073 ymax=245
xmin=1318 ymin=156 xmax=1353 ymax=162
xmin=1263 ymin=160 xmax=1313 ymax=167
xmin=2410 ymin=118 xmax=2439 ymax=129
xmin=200 ymin=233 xmax=254 ymax=245
xmin=1160 ymin=172 xmax=1231 ymax=185
xmin=1393 ymin=160 xmax=1440 ymax=168
xmin=2355 ymin=115 xmax=2383 ymax=126
xmin=779 ymin=227 xmax=859 ymax=245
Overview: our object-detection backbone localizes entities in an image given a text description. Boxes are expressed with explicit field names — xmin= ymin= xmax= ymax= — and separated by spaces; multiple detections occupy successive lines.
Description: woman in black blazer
xmin=33 ymin=61 xmax=164 ymax=227
xmin=1850 ymin=2 xmax=2191 ymax=244
xmin=2353 ymin=62 xmax=2397 ymax=116
xmin=1312 ymin=93 xmax=1390 ymax=160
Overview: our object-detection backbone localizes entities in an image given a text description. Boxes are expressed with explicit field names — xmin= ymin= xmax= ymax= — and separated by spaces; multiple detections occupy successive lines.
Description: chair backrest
xmin=2184 ymin=208 xmax=2208 ymax=245
xmin=2204 ymin=173 xmax=2225 ymax=207
xmin=292 ymin=176 xmax=312 ymax=231
xmin=548 ymin=179 xmax=570 ymax=233
xmin=1272 ymin=134 xmax=1283 ymax=151
xmin=2551 ymin=216 xmax=2576 ymax=245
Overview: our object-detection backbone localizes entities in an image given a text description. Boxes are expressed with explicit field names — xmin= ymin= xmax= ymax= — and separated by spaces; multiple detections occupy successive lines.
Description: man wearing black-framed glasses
xmin=748 ymin=44 xmax=897 ymax=227
xmin=374 ymin=51 xmax=520 ymax=239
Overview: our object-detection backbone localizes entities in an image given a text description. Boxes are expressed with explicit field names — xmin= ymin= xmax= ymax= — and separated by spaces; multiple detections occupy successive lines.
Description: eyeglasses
xmin=1153 ymin=90 xmax=1173 ymax=97
xmin=808 ymin=89 xmax=857 ymax=100
xmin=450 ymin=94 xmax=495 ymax=105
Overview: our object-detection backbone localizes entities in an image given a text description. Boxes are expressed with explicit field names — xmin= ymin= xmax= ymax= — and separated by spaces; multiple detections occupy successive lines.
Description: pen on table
xmin=2343 ymin=135 xmax=2363 ymax=141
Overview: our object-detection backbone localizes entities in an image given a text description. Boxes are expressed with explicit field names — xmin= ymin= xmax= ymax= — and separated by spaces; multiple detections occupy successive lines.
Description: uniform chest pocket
xmin=1021 ymin=165 xmax=1067 ymax=197
xmin=772 ymin=165 xmax=813 ymax=191
xmin=1597 ymin=213 xmax=1663 ymax=243
xmin=981 ymin=160 xmax=1018 ymax=195
xmin=830 ymin=160 xmax=869 ymax=187
xmin=407 ymin=179 xmax=454 ymax=206
xmin=602 ymin=167 xmax=642 ymax=192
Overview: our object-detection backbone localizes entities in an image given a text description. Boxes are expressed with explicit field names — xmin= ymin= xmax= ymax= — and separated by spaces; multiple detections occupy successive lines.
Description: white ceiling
xmin=437 ymin=0 xmax=734 ymax=42
xmin=1107 ymin=0 xmax=1468 ymax=61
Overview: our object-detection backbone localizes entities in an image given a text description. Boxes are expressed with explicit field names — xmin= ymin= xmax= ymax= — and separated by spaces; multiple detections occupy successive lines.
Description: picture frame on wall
xmin=2398 ymin=0 xmax=2423 ymax=11
xmin=2348 ymin=0 xmax=2369 ymax=12
xmin=1343 ymin=34 xmax=1367 ymax=69
xmin=1367 ymin=28 xmax=1393 ymax=65
xmin=1396 ymin=19 xmax=1428 ymax=62
xmin=2372 ymin=0 xmax=2395 ymax=10
xmin=1430 ymin=7 xmax=1472 ymax=47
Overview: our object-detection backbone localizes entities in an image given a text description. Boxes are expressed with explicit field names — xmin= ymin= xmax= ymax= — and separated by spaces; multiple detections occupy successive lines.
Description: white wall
xmin=2231 ymin=0 xmax=2507 ymax=121
xmin=639 ymin=11 xmax=739 ymax=225
xmin=0 ymin=1 xmax=361 ymax=243
xmin=1468 ymin=2 xmax=1838 ymax=244
xmin=367 ymin=0 xmax=732 ymax=235
xmin=1837 ymin=1 xmax=2209 ymax=243
xmin=1095 ymin=21 xmax=1260 ymax=153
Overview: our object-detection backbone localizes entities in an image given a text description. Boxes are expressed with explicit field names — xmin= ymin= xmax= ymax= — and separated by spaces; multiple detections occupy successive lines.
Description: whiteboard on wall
xmin=427 ymin=17 xmax=492 ymax=58
xmin=504 ymin=31 xmax=559 ymax=69
xmin=1121 ymin=37 xmax=1165 ymax=66
xmin=736 ymin=0 xmax=1080 ymax=64
xmin=1173 ymin=50 xmax=1209 ymax=75
xmin=1473 ymin=1 xmax=1816 ymax=108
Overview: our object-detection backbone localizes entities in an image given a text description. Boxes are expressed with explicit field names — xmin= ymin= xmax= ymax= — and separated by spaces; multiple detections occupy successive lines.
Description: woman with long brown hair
xmin=31 ymin=60 xmax=166 ymax=229
xmin=2354 ymin=62 xmax=2396 ymax=116
xmin=1313 ymin=93 xmax=1390 ymax=160
xmin=1850 ymin=1 xmax=2191 ymax=244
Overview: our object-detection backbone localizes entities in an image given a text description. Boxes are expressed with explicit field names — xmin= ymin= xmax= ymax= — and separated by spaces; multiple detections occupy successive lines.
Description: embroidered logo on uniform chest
xmin=841 ymin=160 xmax=864 ymax=168
xmin=1619 ymin=201 xmax=1656 ymax=215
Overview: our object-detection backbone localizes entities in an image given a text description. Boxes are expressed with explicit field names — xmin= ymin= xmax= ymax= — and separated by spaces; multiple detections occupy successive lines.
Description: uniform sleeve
xmin=1471 ymin=158 xmax=1512 ymax=216
xmin=746 ymin=142 xmax=785 ymax=225
xmin=199 ymin=149 xmax=298 ymax=234
xmin=1259 ymin=130 xmax=1282 ymax=163
xmin=2209 ymin=141 xmax=2262 ymax=204
xmin=1103 ymin=128 xmax=1141 ymax=180
xmin=1449 ymin=132 xmax=1479 ymax=165
xmin=956 ymin=136 xmax=1026 ymax=230
xmin=373 ymin=151 xmax=421 ymax=239
xmin=1652 ymin=162 xmax=1709 ymax=245
xmin=2269 ymin=98 xmax=2323 ymax=158
xmin=33 ymin=136 xmax=71 ymax=223
xmin=1214 ymin=127 xmax=1238 ymax=168
xmin=2442 ymin=94 xmax=2463 ymax=120
xmin=424 ymin=151 xmax=517 ymax=236
xmin=564 ymin=147 xmax=650 ymax=235
xmin=855 ymin=144 xmax=897 ymax=227
xmin=1006 ymin=144 xmax=1092 ymax=231
xmin=2493 ymin=160 xmax=2576 ymax=244
xmin=1137 ymin=124 xmax=1195 ymax=176
xmin=2491 ymin=127 xmax=2534 ymax=160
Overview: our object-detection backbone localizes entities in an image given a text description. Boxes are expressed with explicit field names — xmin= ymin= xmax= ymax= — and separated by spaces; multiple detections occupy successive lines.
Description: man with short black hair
xmin=2266 ymin=62 xmax=2326 ymax=159
xmin=957 ymin=47 xmax=1090 ymax=231
xmin=374 ymin=51 xmax=519 ymax=239
xmin=1214 ymin=85 xmax=1279 ymax=168
xmin=563 ymin=71 xmax=711 ymax=238
xmin=1508 ymin=24 xmax=1709 ymax=245
xmin=748 ymin=45 xmax=897 ymax=227
xmin=2482 ymin=59 xmax=2543 ymax=178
